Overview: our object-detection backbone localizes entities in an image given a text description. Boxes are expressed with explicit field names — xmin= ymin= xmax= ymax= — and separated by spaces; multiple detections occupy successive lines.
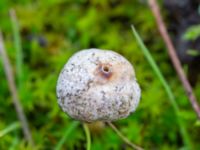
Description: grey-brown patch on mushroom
xmin=60 ymin=96 xmax=65 ymax=105
xmin=85 ymin=79 xmax=94 ymax=91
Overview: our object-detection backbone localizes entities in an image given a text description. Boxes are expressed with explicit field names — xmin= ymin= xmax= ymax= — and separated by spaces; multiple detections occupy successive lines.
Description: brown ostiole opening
xmin=98 ymin=63 xmax=113 ymax=79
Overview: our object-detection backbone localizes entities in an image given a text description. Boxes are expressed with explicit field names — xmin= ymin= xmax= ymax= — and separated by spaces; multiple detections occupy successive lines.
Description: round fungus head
xmin=56 ymin=49 xmax=141 ymax=122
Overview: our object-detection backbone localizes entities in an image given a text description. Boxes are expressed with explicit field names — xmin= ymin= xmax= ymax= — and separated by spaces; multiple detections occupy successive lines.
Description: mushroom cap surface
xmin=56 ymin=49 xmax=141 ymax=122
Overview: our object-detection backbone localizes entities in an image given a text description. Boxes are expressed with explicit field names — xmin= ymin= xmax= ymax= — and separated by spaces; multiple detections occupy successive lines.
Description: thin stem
xmin=0 ymin=32 xmax=34 ymax=146
xmin=107 ymin=122 xmax=143 ymax=150
xmin=83 ymin=123 xmax=91 ymax=150
xmin=148 ymin=0 xmax=200 ymax=119
xmin=55 ymin=121 xmax=79 ymax=150
xmin=131 ymin=25 xmax=191 ymax=149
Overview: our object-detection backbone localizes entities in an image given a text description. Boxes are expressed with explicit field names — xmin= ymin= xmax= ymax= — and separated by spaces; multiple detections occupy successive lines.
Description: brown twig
xmin=0 ymin=32 xmax=34 ymax=145
xmin=148 ymin=0 xmax=200 ymax=119
xmin=107 ymin=122 xmax=143 ymax=150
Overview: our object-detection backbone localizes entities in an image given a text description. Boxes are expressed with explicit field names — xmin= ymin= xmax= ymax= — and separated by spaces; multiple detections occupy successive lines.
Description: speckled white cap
xmin=56 ymin=49 xmax=141 ymax=122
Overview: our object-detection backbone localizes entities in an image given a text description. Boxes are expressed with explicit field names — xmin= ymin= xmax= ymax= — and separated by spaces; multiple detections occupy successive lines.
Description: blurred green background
xmin=0 ymin=0 xmax=200 ymax=149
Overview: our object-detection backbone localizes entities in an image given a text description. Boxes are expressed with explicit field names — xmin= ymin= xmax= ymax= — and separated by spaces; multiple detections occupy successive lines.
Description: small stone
xmin=56 ymin=49 xmax=141 ymax=122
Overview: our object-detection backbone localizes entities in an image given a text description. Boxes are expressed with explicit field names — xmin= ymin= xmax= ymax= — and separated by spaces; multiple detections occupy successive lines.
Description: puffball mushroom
xmin=56 ymin=49 xmax=141 ymax=122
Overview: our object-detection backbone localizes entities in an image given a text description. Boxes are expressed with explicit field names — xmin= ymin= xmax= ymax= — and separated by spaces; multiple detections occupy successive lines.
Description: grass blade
xmin=55 ymin=121 xmax=79 ymax=150
xmin=0 ymin=122 xmax=20 ymax=138
xmin=9 ymin=134 xmax=19 ymax=150
xmin=131 ymin=25 xmax=191 ymax=149
xmin=10 ymin=9 xmax=23 ymax=90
